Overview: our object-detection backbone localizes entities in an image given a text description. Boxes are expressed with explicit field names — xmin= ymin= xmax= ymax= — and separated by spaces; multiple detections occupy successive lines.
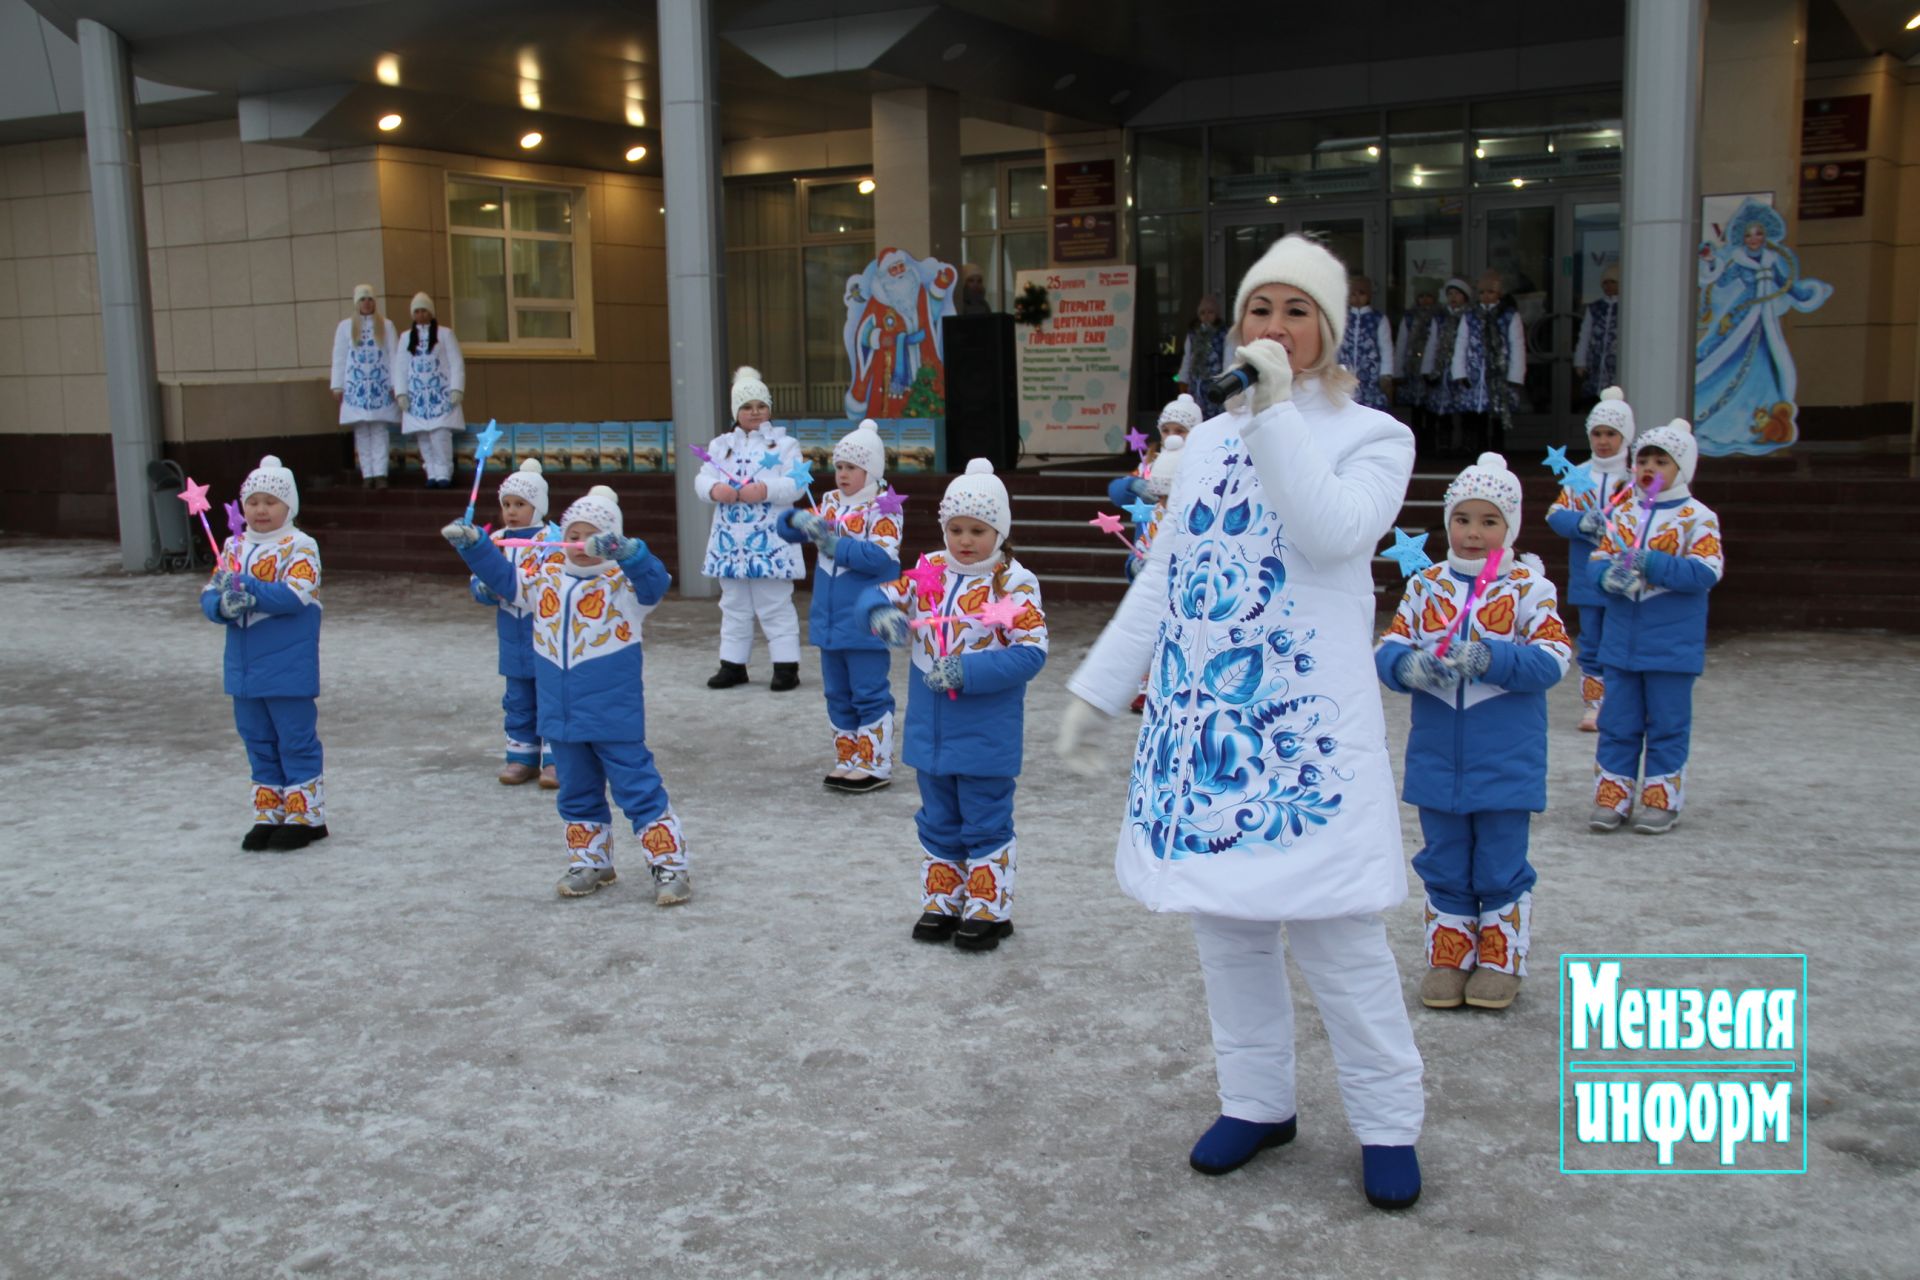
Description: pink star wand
xmin=902 ymin=555 xmax=964 ymax=701
xmin=177 ymin=477 xmax=226 ymax=570
xmin=496 ymin=538 xmax=586 ymax=550
xmin=1090 ymin=510 xmax=1147 ymax=558
xmin=1432 ymin=547 xmax=1506 ymax=658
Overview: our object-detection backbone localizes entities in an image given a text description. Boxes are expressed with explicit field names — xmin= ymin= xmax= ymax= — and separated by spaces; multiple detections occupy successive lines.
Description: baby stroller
xmin=146 ymin=458 xmax=215 ymax=573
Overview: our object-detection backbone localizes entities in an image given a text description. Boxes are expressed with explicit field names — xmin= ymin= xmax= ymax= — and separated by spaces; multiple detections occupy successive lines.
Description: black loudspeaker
xmin=941 ymin=313 xmax=1018 ymax=471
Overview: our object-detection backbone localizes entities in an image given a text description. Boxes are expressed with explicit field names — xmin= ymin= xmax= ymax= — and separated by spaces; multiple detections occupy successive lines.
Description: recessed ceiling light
xmin=1907 ymin=12 xmax=1919 ymax=29
xmin=377 ymin=113 xmax=402 ymax=132
xmin=1511 ymin=177 xmax=1525 ymax=188
xmin=1411 ymin=173 xmax=1424 ymax=186
xmin=1366 ymin=145 xmax=1379 ymax=157
xmin=520 ymin=131 xmax=543 ymax=149
xmin=625 ymin=101 xmax=646 ymax=127
xmin=625 ymin=145 xmax=647 ymax=162
xmin=520 ymin=82 xmax=541 ymax=111
xmin=375 ymin=55 xmax=400 ymax=86
xmin=1475 ymin=146 xmax=1486 ymax=159
xmin=857 ymin=178 xmax=876 ymax=194
xmin=1266 ymin=194 xmax=1279 ymax=204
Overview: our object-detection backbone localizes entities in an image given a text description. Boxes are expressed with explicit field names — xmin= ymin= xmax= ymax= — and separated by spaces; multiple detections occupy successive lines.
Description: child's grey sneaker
xmin=557 ymin=864 xmax=617 ymax=897
xmin=651 ymin=866 xmax=692 ymax=906
xmin=1632 ymin=808 xmax=1680 ymax=835
xmin=1589 ymin=806 xmax=1626 ymax=833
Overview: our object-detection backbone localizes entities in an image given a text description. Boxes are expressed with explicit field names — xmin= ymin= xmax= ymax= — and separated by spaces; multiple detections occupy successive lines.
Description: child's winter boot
xmin=707 ymin=660 xmax=749 ymax=689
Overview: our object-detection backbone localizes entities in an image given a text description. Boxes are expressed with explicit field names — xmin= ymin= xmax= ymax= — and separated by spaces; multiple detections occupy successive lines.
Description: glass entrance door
xmin=1471 ymin=190 xmax=1619 ymax=448
xmin=1210 ymin=203 xmax=1382 ymax=327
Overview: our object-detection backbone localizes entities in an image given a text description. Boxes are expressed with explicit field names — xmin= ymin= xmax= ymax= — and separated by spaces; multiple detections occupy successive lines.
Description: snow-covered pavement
xmin=2 ymin=537 xmax=1914 ymax=1278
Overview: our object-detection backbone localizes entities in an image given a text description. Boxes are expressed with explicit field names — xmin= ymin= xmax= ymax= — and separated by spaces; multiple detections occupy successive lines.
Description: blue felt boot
xmin=1361 ymin=1144 xmax=1421 ymax=1210
xmin=1188 ymin=1115 xmax=1297 ymax=1176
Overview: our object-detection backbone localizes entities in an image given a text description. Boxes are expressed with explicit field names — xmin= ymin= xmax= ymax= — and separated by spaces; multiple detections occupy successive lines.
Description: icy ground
xmin=1 ymin=537 xmax=1916 ymax=1279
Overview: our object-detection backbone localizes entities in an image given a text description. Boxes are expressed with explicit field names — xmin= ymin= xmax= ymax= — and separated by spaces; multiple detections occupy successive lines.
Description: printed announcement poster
xmin=1015 ymin=266 xmax=1137 ymax=457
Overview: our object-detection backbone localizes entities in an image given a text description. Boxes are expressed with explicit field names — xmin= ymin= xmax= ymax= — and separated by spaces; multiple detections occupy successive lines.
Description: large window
xmin=723 ymin=177 xmax=875 ymax=415
xmin=960 ymin=156 xmax=1047 ymax=313
xmin=447 ymin=177 xmax=592 ymax=353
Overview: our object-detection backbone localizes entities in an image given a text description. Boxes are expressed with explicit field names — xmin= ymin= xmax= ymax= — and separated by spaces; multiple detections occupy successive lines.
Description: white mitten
xmin=1234 ymin=339 xmax=1295 ymax=414
xmin=1055 ymin=697 xmax=1110 ymax=779
xmin=395 ymin=392 xmax=411 ymax=413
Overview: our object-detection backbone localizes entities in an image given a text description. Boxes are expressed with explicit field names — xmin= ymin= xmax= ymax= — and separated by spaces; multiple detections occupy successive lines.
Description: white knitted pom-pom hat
xmin=1443 ymin=451 xmax=1524 ymax=547
xmin=1584 ymin=386 xmax=1637 ymax=445
xmin=561 ymin=484 xmax=623 ymax=538
xmin=939 ymin=458 xmax=1011 ymax=540
xmin=498 ymin=457 xmax=550 ymax=521
xmin=731 ymin=365 xmax=773 ymax=419
xmin=240 ymin=454 xmax=299 ymax=520
xmin=833 ymin=420 xmax=885 ymax=480
xmin=1635 ymin=418 xmax=1699 ymax=486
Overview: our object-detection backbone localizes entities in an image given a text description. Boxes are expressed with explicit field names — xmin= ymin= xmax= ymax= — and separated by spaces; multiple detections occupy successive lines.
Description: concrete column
xmin=1620 ymin=0 xmax=1707 ymax=426
xmin=77 ymin=19 xmax=163 ymax=573
xmin=659 ymin=0 xmax=728 ymax=599
xmin=871 ymin=88 xmax=960 ymax=262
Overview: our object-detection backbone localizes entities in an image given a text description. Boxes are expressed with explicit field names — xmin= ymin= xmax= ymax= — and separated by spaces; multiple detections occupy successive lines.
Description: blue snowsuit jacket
xmin=1375 ymin=637 xmax=1564 ymax=814
xmin=460 ymin=536 xmax=670 ymax=744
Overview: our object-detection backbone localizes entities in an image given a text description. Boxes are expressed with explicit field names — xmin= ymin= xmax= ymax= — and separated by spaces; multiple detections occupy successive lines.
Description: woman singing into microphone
xmin=1058 ymin=235 xmax=1425 ymax=1209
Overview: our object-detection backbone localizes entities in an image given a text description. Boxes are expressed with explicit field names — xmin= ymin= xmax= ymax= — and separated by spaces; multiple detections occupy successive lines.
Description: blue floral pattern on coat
xmin=1128 ymin=434 xmax=1350 ymax=859
xmin=405 ymin=348 xmax=451 ymax=422
xmin=344 ymin=321 xmax=393 ymax=413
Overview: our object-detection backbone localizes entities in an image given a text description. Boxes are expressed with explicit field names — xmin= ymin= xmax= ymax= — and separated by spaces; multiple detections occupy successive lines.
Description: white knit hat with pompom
xmin=1585 ymin=386 xmax=1637 ymax=445
xmin=1145 ymin=433 xmax=1186 ymax=499
xmin=1635 ymin=418 xmax=1700 ymax=485
xmin=561 ymin=484 xmax=623 ymax=538
xmin=1158 ymin=393 xmax=1203 ymax=433
xmin=1443 ymin=451 xmax=1524 ymax=547
xmin=833 ymin=420 xmax=886 ymax=480
xmin=241 ymin=454 xmax=299 ymax=520
xmin=731 ymin=365 xmax=774 ymax=419
xmin=498 ymin=457 xmax=550 ymax=521
xmin=939 ymin=458 xmax=1011 ymax=541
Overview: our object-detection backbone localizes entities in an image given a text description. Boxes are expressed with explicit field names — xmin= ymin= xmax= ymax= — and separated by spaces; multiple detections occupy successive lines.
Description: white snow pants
xmin=1192 ymin=912 xmax=1425 ymax=1146
xmin=416 ymin=427 xmax=453 ymax=482
xmin=717 ymin=579 xmax=800 ymax=664
xmin=352 ymin=422 xmax=390 ymax=478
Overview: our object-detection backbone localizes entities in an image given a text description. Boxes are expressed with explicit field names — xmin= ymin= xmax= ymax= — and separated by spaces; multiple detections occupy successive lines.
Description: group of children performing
xmin=202 ymin=364 xmax=1049 ymax=947
xmin=200 ymin=236 xmax=1714 ymax=1214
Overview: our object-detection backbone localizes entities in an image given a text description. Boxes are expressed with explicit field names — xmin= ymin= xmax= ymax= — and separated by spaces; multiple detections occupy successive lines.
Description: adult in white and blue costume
xmin=393 ymin=292 xmax=466 ymax=488
xmin=1059 ymin=235 xmax=1425 ymax=1211
xmin=1694 ymin=199 xmax=1831 ymax=456
xmin=330 ymin=284 xmax=399 ymax=487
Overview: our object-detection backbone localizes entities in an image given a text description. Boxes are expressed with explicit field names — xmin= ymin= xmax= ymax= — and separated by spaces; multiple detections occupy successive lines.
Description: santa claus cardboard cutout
xmin=842 ymin=248 xmax=957 ymax=420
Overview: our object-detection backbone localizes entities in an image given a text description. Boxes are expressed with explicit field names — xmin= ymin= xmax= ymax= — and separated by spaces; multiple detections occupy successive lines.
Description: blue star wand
xmin=1381 ymin=527 xmax=1433 ymax=577
xmin=462 ymin=420 xmax=505 ymax=525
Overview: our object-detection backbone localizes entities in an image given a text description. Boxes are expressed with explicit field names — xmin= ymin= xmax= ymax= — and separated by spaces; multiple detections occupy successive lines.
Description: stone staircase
xmin=304 ymin=454 xmax=1920 ymax=633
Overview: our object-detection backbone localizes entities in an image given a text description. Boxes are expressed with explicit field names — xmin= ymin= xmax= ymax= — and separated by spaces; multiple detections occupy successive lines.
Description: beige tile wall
xmin=1793 ymin=58 xmax=1920 ymax=408
xmin=373 ymin=144 xmax=671 ymax=423
xmin=0 ymin=119 xmax=380 ymax=438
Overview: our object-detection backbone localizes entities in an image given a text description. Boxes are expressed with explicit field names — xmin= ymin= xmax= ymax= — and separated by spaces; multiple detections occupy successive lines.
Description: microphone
xmin=1204 ymin=364 xmax=1257 ymax=403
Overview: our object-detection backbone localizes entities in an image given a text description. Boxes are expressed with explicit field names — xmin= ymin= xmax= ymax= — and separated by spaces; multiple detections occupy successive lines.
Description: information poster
xmin=1799 ymin=161 xmax=1866 ymax=220
xmin=1015 ymin=266 xmax=1137 ymax=457
xmin=1052 ymin=212 xmax=1118 ymax=263
xmin=1801 ymin=95 xmax=1871 ymax=155
xmin=1053 ymin=159 xmax=1116 ymax=209
xmin=1402 ymin=238 xmax=1455 ymax=306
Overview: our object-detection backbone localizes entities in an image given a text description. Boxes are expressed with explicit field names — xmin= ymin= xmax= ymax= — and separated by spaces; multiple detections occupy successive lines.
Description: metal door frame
xmin=1470 ymin=187 xmax=1621 ymax=447
xmin=1207 ymin=201 xmax=1384 ymax=321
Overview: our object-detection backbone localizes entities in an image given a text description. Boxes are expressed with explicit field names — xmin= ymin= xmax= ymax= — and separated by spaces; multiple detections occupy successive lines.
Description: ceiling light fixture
xmin=1411 ymin=173 xmax=1424 ymax=186
xmin=857 ymin=178 xmax=876 ymax=194
xmin=1907 ymin=11 xmax=1920 ymax=28
xmin=520 ymin=82 xmax=541 ymax=111
xmin=377 ymin=113 xmax=402 ymax=132
xmin=625 ymin=145 xmax=647 ymax=163
xmin=375 ymin=55 xmax=400 ymax=86
xmin=626 ymin=101 xmax=646 ymax=127
xmin=1475 ymin=146 xmax=1487 ymax=159
xmin=1366 ymin=145 xmax=1379 ymax=157
xmin=1266 ymin=194 xmax=1279 ymax=204
xmin=1511 ymin=177 xmax=1525 ymax=188
xmin=520 ymin=131 xmax=543 ymax=149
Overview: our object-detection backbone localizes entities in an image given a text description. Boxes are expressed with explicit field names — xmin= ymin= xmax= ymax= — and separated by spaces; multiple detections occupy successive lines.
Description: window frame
xmin=444 ymin=172 xmax=596 ymax=358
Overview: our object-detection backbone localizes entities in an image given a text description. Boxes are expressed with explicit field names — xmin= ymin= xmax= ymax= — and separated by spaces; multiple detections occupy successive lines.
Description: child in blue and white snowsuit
xmin=1338 ymin=274 xmax=1396 ymax=411
xmin=1376 ymin=453 xmax=1572 ymax=1011
xmin=471 ymin=458 xmax=558 ymax=787
xmin=1108 ymin=393 xmax=1203 ymax=581
xmin=698 ymin=366 xmax=805 ymax=691
xmin=1544 ymin=387 xmax=1636 ymax=731
xmin=1586 ymin=419 xmax=1724 ymax=836
xmin=445 ymin=485 xmax=692 ymax=903
xmin=776 ymin=421 xmax=904 ymax=793
xmin=202 ymin=455 xmax=329 ymax=853
xmin=860 ymin=460 xmax=1048 ymax=951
